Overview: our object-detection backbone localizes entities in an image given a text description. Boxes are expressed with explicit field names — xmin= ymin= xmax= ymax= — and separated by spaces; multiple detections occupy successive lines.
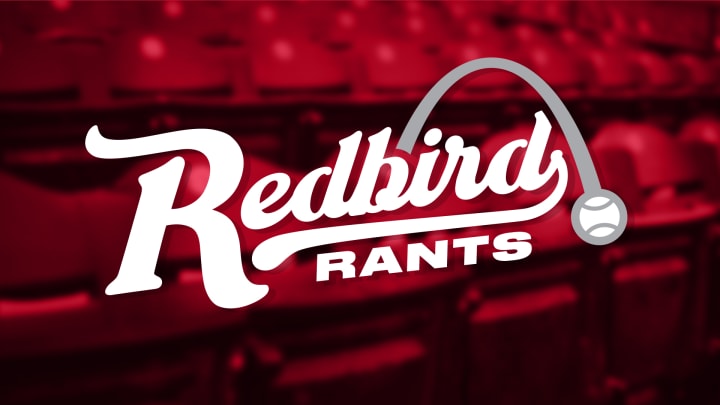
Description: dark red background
xmin=2 ymin=1 xmax=720 ymax=404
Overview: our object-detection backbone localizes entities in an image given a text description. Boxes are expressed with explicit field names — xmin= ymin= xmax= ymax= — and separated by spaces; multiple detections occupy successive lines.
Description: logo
xmin=85 ymin=58 xmax=628 ymax=309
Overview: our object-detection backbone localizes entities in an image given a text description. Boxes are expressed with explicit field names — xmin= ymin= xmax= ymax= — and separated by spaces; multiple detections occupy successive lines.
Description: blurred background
xmin=2 ymin=1 xmax=720 ymax=404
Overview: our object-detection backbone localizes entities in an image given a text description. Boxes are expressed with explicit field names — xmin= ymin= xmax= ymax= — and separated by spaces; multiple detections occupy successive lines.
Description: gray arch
xmin=397 ymin=57 xmax=601 ymax=192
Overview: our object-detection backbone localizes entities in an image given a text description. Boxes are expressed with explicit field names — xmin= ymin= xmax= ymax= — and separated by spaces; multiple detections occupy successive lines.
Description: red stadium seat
xmin=680 ymin=116 xmax=720 ymax=352
xmin=590 ymin=122 xmax=714 ymax=400
xmin=444 ymin=24 xmax=525 ymax=91
xmin=458 ymin=126 xmax=590 ymax=404
xmin=462 ymin=207 xmax=588 ymax=404
xmin=0 ymin=172 xmax=96 ymax=293
xmin=679 ymin=116 xmax=720 ymax=201
xmin=134 ymin=1 xmax=235 ymax=46
xmin=673 ymin=54 xmax=718 ymax=90
xmin=268 ymin=337 xmax=426 ymax=405
xmin=391 ymin=2 xmax=460 ymax=53
xmin=594 ymin=33 xmax=684 ymax=93
xmin=592 ymin=122 xmax=701 ymax=212
xmin=468 ymin=284 xmax=581 ymax=404
xmin=631 ymin=49 xmax=684 ymax=91
xmin=560 ymin=30 xmax=641 ymax=91
xmin=107 ymin=34 xmax=232 ymax=98
xmin=11 ymin=1 xmax=125 ymax=44
xmin=510 ymin=25 xmax=587 ymax=90
xmin=251 ymin=38 xmax=350 ymax=94
xmin=360 ymin=39 xmax=442 ymax=93
xmin=0 ymin=38 xmax=78 ymax=101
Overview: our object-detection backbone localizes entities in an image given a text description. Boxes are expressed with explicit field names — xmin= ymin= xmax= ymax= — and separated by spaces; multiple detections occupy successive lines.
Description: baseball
xmin=571 ymin=190 xmax=628 ymax=245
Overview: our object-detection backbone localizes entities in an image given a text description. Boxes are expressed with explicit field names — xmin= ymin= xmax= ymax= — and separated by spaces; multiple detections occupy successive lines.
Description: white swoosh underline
xmin=252 ymin=168 xmax=567 ymax=271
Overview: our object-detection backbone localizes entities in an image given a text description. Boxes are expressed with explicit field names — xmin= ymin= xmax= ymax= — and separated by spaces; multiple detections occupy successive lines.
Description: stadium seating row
xmin=0 ymin=2 xmax=717 ymax=106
